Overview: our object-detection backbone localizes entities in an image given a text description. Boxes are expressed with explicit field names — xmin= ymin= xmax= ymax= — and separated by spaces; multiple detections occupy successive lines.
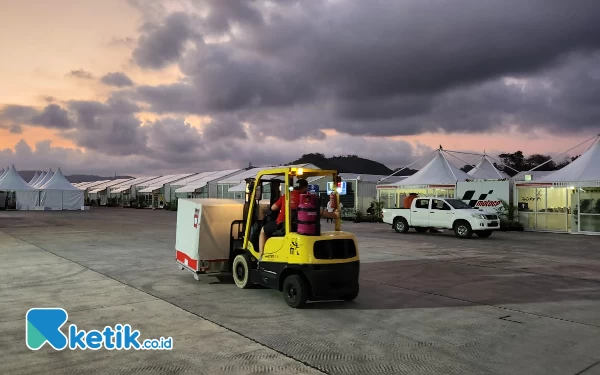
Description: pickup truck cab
xmin=382 ymin=197 xmax=500 ymax=238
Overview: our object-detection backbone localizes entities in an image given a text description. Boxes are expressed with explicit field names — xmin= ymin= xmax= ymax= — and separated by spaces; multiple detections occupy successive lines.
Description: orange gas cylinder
xmin=404 ymin=194 xmax=417 ymax=209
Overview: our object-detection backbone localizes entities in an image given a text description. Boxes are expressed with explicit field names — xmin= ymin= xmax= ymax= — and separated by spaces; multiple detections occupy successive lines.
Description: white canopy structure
xmin=0 ymin=165 xmax=39 ymax=210
xmin=378 ymin=150 xmax=471 ymax=189
xmin=175 ymin=170 xmax=241 ymax=194
xmin=0 ymin=168 xmax=5 ymax=179
xmin=468 ymin=155 xmax=510 ymax=179
xmin=28 ymin=172 xmax=40 ymax=185
xmin=137 ymin=173 xmax=197 ymax=193
xmin=34 ymin=169 xmax=54 ymax=188
xmin=31 ymin=171 xmax=46 ymax=186
xmin=535 ymin=138 xmax=600 ymax=186
xmin=38 ymin=168 xmax=84 ymax=210
xmin=110 ymin=176 xmax=161 ymax=194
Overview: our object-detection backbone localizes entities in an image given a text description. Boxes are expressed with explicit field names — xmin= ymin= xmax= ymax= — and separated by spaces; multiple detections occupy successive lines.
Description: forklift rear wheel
xmin=232 ymin=253 xmax=252 ymax=289
xmin=282 ymin=275 xmax=308 ymax=308
xmin=341 ymin=285 xmax=359 ymax=301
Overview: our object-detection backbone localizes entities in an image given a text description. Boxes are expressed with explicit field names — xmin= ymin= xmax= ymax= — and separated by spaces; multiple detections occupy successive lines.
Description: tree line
xmin=460 ymin=151 xmax=580 ymax=177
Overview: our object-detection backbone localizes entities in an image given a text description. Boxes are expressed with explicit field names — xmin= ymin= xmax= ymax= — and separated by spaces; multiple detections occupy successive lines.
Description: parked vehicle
xmin=382 ymin=197 xmax=500 ymax=238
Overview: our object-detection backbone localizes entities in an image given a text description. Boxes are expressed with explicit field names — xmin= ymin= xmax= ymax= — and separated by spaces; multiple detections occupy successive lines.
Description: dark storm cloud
xmin=202 ymin=115 xmax=248 ymax=141
xmin=100 ymin=72 xmax=134 ymax=87
xmin=0 ymin=105 xmax=38 ymax=122
xmin=128 ymin=0 xmax=600 ymax=137
xmin=0 ymin=104 xmax=72 ymax=129
xmin=136 ymin=42 xmax=316 ymax=113
xmin=67 ymin=69 xmax=94 ymax=79
xmin=31 ymin=104 xmax=72 ymax=129
xmin=196 ymin=0 xmax=264 ymax=34
xmin=146 ymin=117 xmax=204 ymax=154
xmin=132 ymin=12 xmax=199 ymax=69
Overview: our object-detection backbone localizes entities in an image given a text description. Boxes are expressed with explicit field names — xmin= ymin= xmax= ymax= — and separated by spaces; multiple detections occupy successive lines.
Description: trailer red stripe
xmin=176 ymin=250 xmax=198 ymax=271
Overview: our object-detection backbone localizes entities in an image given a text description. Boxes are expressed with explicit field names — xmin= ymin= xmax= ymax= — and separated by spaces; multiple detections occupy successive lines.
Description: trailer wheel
xmin=393 ymin=217 xmax=409 ymax=233
xmin=232 ymin=253 xmax=252 ymax=289
xmin=282 ymin=275 xmax=308 ymax=308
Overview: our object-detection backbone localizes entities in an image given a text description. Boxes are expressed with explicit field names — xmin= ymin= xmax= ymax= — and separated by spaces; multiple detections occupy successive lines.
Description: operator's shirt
xmin=275 ymin=190 xmax=301 ymax=225
xmin=275 ymin=196 xmax=285 ymax=224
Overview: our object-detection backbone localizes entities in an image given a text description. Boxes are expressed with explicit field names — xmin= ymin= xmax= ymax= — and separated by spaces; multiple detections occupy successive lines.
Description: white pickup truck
xmin=382 ymin=197 xmax=500 ymax=238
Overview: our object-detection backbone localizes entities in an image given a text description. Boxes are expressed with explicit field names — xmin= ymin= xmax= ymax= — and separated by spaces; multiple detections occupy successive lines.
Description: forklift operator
xmin=258 ymin=178 xmax=339 ymax=257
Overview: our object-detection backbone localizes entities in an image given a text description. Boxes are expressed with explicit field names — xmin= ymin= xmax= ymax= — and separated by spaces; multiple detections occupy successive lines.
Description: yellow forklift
xmin=229 ymin=166 xmax=360 ymax=308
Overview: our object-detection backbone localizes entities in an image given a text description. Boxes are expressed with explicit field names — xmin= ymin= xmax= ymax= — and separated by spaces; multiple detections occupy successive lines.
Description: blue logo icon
xmin=26 ymin=308 xmax=69 ymax=350
xmin=26 ymin=308 xmax=173 ymax=351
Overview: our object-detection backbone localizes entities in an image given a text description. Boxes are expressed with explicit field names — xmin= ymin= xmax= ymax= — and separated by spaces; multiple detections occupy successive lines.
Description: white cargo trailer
xmin=176 ymin=198 xmax=245 ymax=279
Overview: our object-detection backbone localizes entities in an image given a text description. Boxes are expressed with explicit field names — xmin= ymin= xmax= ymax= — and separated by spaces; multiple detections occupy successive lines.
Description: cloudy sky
xmin=1 ymin=0 xmax=600 ymax=176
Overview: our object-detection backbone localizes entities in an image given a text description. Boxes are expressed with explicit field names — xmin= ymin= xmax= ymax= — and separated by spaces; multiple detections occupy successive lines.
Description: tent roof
xmin=537 ymin=137 xmax=600 ymax=184
xmin=379 ymin=151 xmax=471 ymax=188
xmin=467 ymin=155 xmax=510 ymax=179
xmin=0 ymin=165 xmax=37 ymax=190
xmin=136 ymin=173 xmax=197 ymax=190
xmin=77 ymin=180 xmax=110 ymax=190
xmin=31 ymin=171 xmax=47 ymax=186
xmin=512 ymin=170 xmax=554 ymax=182
xmin=28 ymin=172 xmax=40 ymax=185
xmin=109 ymin=176 xmax=162 ymax=193
xmin=175 ymin=169 xmax=242 ymax=193
xmin=39 ymin=168 xmax=79 ymax=190
xmin=34 ymin=169 xmax=54 ymax=187
xmin=88 ymin=178 xmax=135 ymax=193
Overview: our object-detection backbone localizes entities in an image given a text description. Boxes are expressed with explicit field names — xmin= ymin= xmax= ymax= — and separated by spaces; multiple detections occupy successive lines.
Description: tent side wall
xmin=515 ymin=182 xmax=600 ymax=234
xmin=63 ymin=190 xmax=84 ymax=210
xmin=15 ymin=191 xmax=39 ymax=210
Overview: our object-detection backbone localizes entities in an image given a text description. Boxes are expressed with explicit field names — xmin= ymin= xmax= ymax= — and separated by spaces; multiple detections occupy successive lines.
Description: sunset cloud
xmin=1 ymin=0 xmax=600 ymax=175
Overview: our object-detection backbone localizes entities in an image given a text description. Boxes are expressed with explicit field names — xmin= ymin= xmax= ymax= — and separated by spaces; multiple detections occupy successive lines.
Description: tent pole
xmin=443 ymin=150 xmax=479 ymax=169
xmin=440 ymin=151 xmax=458 ymax=181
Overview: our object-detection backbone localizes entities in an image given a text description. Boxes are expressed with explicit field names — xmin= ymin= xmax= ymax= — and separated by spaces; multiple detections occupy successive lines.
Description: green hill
xmin=287 ymin=153 xmax=417 ymax=176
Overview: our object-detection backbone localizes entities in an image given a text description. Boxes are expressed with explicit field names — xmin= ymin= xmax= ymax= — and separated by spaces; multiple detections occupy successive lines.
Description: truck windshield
xmin=445 ymin=199 xmax=473 ymax=209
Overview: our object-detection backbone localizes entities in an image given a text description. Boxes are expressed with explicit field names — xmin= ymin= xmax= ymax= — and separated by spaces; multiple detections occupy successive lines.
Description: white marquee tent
xmin=0 ymin=165 xmax=39 ymax=210
xmin=379 ymin=150 xmax=471 ymax=189
xmin=536 ymin=138 xmax=600 ymax=185
xmin=468 ymin=155 xmax=510 ymax=179
xmin=38 ymin=168 xmax=84 ymax=210
xmin=28 ymin=172 xmax=40 ymax=185
xmin=31 ymin=171 xmax=46 ymax=186
xmin=34 ymin=169 xmax=54 ymax=188
xmin=0 ymin=168 xmax=5 ymax=179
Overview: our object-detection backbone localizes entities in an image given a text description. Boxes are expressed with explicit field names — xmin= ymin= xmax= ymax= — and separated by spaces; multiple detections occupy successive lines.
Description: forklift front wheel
xmin=232 ymin=253 xmax=252 ymax=289
xmin=282 ymin=275 xmax=308 ymax=308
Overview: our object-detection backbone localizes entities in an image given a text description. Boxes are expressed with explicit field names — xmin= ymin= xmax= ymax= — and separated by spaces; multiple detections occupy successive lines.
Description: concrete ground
xmin=1 ymin=207 xmax=600 ymax=375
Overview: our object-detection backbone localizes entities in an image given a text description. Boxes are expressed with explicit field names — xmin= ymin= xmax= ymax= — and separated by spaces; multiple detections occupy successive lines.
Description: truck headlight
xmin=471 ymin=214 xmax=487 ymax=219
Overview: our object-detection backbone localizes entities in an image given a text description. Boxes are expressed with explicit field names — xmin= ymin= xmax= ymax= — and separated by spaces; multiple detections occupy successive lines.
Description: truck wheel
xmin=393 ymin=218 xmax=409 ymax=233
xmin=414 ymin=227 xmax=428 ymax=233
xmin=454 ymin=221 xmax=473 ymax=239
xmin=282 ymin=275 xmax=308 ymax=308
xmin=476 ymin=230 xmax=493 ymax=238
xmin=232 ymin=253 xmax=252 ymax=289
